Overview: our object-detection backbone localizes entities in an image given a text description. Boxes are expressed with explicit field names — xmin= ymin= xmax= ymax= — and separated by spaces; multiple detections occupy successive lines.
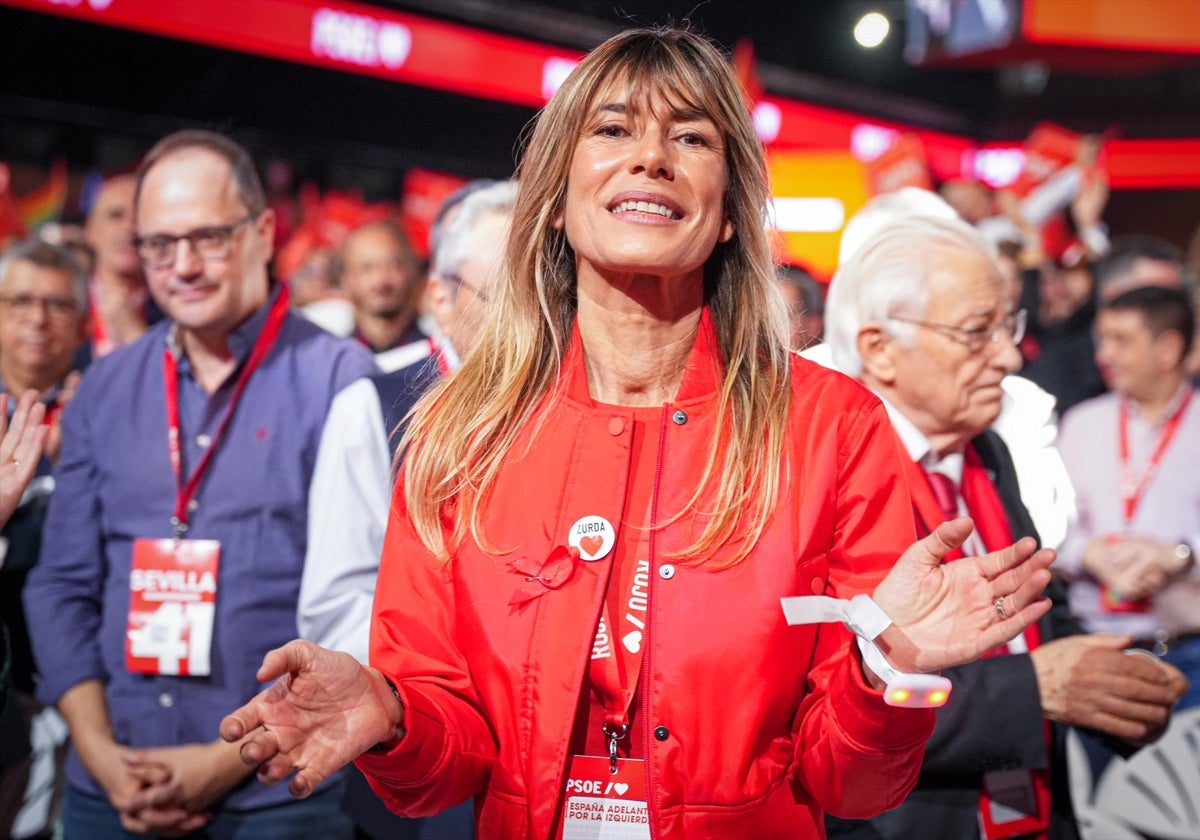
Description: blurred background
xmin=2 ymin=0 xmax=1199 ymax=273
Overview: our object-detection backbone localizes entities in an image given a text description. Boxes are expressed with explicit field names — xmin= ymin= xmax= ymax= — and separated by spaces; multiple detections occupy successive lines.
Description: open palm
xmin=220 ymin=641 xmax=397 ymax=798
xmin=871 ymin=518 xmax=1054 ymax=674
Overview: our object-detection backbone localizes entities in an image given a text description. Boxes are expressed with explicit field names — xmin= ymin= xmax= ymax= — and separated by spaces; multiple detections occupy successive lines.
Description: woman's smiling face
xmin=557 ymin=81 xmax=734 ymax=288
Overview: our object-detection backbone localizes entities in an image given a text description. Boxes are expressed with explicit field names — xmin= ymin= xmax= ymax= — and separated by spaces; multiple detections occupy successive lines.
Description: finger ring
xmin=994 ymin=596 xmax=1008 ymax=619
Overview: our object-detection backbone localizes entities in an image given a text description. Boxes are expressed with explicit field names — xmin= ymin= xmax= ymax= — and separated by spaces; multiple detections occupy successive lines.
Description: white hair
xmin=430 ymin=180 xmax=519 ymax=282
xmin=826 ymin=214 xmax=996 ymax=377
xmin=0 ymin=237 xmax=89 ymax=309
xmin=837 ymin=187 xmax=958 ymax=266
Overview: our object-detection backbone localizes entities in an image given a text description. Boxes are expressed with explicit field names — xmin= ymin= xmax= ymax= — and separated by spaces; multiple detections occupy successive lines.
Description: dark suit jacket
xmin=371 ymin=354 xmax=442 ymax=461
xmin=827 ymin=429 xmax=1084 ymax=840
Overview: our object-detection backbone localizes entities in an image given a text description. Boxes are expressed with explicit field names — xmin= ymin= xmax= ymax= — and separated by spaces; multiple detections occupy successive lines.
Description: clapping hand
xmin=0 ymin=390 xmax=48 ymax=527
xmin=871 ymin=517 xmax=1054 ymax=674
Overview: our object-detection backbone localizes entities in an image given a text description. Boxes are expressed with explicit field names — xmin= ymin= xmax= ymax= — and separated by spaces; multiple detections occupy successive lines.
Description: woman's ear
xmin=719 ymin=217 xmax=735 ymax=243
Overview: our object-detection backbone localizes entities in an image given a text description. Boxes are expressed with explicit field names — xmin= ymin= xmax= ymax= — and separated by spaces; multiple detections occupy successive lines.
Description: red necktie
xmin=926 ymin=471 xmax=959 ymax=522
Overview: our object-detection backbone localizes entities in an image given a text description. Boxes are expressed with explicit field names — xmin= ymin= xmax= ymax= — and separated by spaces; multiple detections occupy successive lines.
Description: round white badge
xmin=568 ymin=515 xmax=615 ymax=561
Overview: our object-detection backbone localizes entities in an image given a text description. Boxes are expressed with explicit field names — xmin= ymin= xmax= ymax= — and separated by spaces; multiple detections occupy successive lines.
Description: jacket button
xmin=608 ymin=417 xmax=625 ymax=435
xmin=159 ymin=692 xmax=174 ymax=708
xmin=654 ymin=725 xmax=670 ymax=741
xmin=810 ymin=576 xmax=824 ymax=594
xmin=671 ymin=410 xmax=688 ymax=425
xmin=659 ymin=564 xmax=676 ymax=580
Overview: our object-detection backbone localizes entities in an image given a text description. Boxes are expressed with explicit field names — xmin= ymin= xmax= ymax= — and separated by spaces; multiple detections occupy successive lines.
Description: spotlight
xmin=854 ymin=12 xmax=890 ymax=48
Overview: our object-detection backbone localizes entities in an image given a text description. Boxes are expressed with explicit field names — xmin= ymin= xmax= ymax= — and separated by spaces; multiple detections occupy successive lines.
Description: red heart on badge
xmin=580 ymin=535 xmax=603 ymax=558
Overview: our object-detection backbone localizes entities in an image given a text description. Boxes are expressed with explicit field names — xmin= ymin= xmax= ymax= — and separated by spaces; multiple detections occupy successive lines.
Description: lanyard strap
xmin=590 ymin=553 xmax=649 ymax=772
xmin=162 ymin=286 xmax=291 ymax=535
xmin=88 ymin=282 xmax=113 ymax=355
xmin=1119 ymin=388 xmax=1192 ymax=525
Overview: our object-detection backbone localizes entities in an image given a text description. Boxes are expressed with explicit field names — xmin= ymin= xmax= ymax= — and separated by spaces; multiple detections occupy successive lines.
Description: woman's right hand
xmin=220 ymin=640 xmax=404 ymax=798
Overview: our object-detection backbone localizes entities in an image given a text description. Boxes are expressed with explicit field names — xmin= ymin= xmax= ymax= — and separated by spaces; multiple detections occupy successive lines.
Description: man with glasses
xmin=24 ymin=130 xmax=375 ymax=839
xmin=0 ymin=238 xmax=87 ymax=839
xmin=823 ymin=215 xmax=1186 ymax=840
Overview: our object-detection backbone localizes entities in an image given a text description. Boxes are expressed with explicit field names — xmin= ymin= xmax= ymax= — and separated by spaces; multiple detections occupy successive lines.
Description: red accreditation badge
xmin=555 ymin=755 xmax=649 ymax=840
xmin=126 ymin=538 xmax=220 ymax=677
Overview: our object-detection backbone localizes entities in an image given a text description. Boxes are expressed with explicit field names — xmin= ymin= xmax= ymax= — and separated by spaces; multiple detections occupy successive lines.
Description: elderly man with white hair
xmin=822 ymin=214 xmax=1187 ymax=840
xmin=806 ymin=187 xmax=1076 ymax=552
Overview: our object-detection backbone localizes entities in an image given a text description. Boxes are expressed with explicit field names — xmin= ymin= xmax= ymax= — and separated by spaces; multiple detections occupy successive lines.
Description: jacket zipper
xmin=643 ymin=404 xmax=670 ymax=840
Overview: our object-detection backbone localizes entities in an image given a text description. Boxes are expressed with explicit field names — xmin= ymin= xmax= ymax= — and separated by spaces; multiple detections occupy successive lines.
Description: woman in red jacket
xmin=222 ymin=27 xmax=1054 ymax=839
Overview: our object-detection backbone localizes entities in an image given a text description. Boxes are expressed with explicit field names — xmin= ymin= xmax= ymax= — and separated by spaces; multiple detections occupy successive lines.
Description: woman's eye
xmin=595 ymin=123 xmax=626 ymax=138
xmin=678 ymin=131 xmax=707 ymax=146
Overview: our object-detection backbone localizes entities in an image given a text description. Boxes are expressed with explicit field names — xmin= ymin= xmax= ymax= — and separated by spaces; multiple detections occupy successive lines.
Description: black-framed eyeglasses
xmin=888 ymin=308 xmax=1027 ymax=353
xmin=133 ymin=214 xmax=257 ymax=269
xmin=0 ymin=293 xmax=82 ymax=321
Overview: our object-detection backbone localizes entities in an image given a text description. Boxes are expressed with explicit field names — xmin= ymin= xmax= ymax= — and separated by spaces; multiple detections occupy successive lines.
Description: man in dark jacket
xmin=823 ymin=213 xmax=1188 ymax=840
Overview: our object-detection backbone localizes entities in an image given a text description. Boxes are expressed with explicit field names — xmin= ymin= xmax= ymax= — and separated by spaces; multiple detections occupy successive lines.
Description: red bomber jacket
xmin=356 ymin=310 xmax=934 ymax=839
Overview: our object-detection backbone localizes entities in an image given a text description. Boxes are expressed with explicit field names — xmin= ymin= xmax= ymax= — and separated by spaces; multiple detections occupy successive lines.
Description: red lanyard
xmin=1118 ymin=388 xmax=1192 ymax=525
xmin=589 ymin=552 xmax=649 ymax=771
xmin=88 ymin=282 xmax=113 ymax=357
xmin=162 ymin=287 xmax=290 ymax=536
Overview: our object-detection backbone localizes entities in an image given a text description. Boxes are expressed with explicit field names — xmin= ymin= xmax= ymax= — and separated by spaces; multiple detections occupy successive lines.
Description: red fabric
xmin=910 ymin=446 xmax=1051 ymax=839
xmin=358 ymin=309 xmax=933 ymax=839
xmin=926 ymin=472 xmax=959 ymax=522
xmin=579 ymin=404 xmax=659 ymax=762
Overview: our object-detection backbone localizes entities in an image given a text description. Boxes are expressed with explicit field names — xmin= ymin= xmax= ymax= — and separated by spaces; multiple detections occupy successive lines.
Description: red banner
xmin=2 ymin=0 xmax=581 ymax=107
xmin=6 ymin=0 xmax=1200 ymax=190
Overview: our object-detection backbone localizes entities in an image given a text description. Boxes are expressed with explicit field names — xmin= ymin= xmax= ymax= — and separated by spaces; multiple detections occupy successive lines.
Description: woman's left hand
xmin=870 ymin=517 xmax=1054 ymax=674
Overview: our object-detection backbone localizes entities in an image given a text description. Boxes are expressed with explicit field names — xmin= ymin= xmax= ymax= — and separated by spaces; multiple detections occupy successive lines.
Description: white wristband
xmin=781 ymin=594 xmax=951 ymax=708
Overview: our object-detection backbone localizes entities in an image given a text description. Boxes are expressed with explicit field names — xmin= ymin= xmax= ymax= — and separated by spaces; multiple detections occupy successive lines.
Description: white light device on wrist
xmin=781 ymin=594 xmax=952 ymax=708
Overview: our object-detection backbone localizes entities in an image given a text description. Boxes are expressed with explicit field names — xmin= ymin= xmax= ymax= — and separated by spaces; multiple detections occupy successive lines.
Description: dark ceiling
xmin=3 ymin=0 xmax=1200 ymax=200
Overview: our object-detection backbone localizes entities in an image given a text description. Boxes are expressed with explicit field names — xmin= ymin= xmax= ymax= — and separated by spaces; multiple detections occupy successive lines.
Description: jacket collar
xmin=561 ymin=306 xmax=725 ymax=407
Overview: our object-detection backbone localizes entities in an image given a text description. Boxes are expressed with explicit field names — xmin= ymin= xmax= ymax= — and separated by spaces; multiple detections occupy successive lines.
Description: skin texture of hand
xmin=1031 ymin=634 xmax=1188 ymax=743
xmin=116 ymin=739 xmax=256 ymax=836
xmin=1084 ymin=537 xmax=1173 ymax=600
xmin=57 ymin=680 xmax=179 ymax=830
xmin=1107 ymin=553 xmax=1168 ymax=602
xmin=220 ymin=640 xmax=403 ymax=799
xmin=0 ymin=390 xmax=48 ymax=527
xmin=45 ymin=370 xmax=81 ymax=465
xmin=871 ymin=517 xmax=1054 ymax=674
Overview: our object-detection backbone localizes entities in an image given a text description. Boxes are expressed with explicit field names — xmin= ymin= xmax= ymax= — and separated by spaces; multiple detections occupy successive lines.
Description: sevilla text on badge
xmin=569 ymin=515 xmax=616 ymax=561
xmin=126 ymin=538 xmax=220 ymax=677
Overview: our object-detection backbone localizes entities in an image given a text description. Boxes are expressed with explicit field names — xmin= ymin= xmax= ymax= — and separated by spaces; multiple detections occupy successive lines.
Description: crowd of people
xmin=0 ymin=24 xmax=1197 ymax=840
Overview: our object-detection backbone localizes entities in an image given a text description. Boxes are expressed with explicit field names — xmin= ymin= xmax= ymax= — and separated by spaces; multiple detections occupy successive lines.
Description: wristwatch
xmin=1168 ymin=541 xmax=1195 ymax=575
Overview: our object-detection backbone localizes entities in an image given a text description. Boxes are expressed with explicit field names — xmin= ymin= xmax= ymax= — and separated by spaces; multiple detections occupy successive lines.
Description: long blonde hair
xmin=402 ymin=27 xmax=792 ymax=566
